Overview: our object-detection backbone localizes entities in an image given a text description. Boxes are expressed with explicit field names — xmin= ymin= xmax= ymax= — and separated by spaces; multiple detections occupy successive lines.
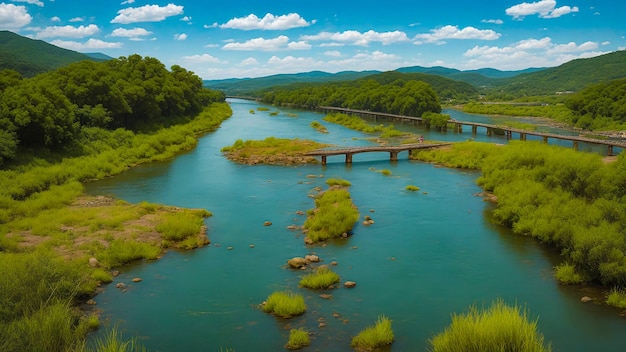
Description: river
xmin=85 ymin=99 xmax=626 ymax=351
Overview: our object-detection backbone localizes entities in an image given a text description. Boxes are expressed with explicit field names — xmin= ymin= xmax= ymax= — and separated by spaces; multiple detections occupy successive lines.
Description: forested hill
xmin=0 ymin=30 xmax=107 ymax=77
xmin=493 ymin=50 xmax=626 ymax=96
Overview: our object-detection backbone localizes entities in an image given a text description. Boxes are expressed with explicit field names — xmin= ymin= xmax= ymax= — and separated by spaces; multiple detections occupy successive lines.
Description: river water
xmin=85 ymin=100 xmax=626 ymax=351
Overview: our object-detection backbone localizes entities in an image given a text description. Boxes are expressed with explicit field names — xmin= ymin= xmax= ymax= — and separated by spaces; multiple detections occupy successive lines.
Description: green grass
xmin=326 ymin=178 xmax=351 ymax=187
xmin=86 ymin=326 xmax=147 ymax=352
xmin=380 ymin=169 xmax=392 ymax=176
xmin=405 ymin=185 xmax=420 ymax=191
xmin=299 ymin=266 xmax=340 ymax=289
xmin=428 ymin=299 xmax=551 ymax=352
xmin=285 ymin=328 xmax=310 ymax=350
xmin=156 ymin=209 xmax=211 ymax=241
xmin=310 ymin=120 xmax=329 ymax=133
xmin=351 ymin=315 xmax=394 ymax=352
xmin=606 ymin=288 xmax=626 ymax=309
xmin=303 ymin=188 xmax=359 ymax=243
xmin=261 ymin=291 xmax=307 ymax=318
xmin=553 ymin=262 xmax=588 ymax=285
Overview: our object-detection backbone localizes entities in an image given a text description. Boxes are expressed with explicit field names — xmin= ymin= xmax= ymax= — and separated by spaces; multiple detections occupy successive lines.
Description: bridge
xmin=317 ymin=106 xmax=626 ymax=156
xmin=304 ymin=143 xmax=451 ymax=165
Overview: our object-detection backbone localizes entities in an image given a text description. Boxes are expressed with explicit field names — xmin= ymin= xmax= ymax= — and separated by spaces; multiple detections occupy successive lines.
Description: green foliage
xmin=299 ymin=266 xmax=340 ymax=289
xmin=285 ymin=328 xmax=310 ymax=350
xmin=85 ymin=326 xmax=147 ymax=352
xmin=380 ymin=169 xmax=392 ymax=176
xmin=428 ymin=299 xmax=551 ymax=352
xmin=261 ymin=291 xmax=306 ymax=318
xmin=262 ymin=75 xmax=443 ymax=117
xmin=303 ymin=187 xmax=359 ymax=243
xmin=422 ymin=112 xmax=451 ymax=128
xmin=554 ymin=263 xmax=588 ymax=285
xmin=411 ymin=141 xmax=499 ymax=169
xmin=565 ymin=77 xmax=626 ymax=130
xmin=463 ymin=102 xmax=572 ymax=123
xmin=326 ymin=178 xmax=351 ymax=187
xmin=606 ymin=288 xmax=626 ymax=309
xmin=156 ymin=210 xmax=209 ymax=241
xmin=98 ymin=239 xmax=161 ymax=269
xmin=351 ymin=315 xmax=394 ymax=352
xmin=310 ymin=120 xmax=328 ymax=133
xmin=405 ymin=185 xmax=420 ymax=191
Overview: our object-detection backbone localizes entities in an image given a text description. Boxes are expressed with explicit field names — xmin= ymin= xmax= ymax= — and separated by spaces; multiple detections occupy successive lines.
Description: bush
xmin=326 ymin=178 xmax=351 ymax=187
xmin=285 ymin=328 xmax=310 ymax=350
xmin=351 ymin=315 xmax=394 ymax=352
xmin=303 ymin=188 xmax=359 ymax=243
xmin=554 ymin=263 xmax=588 ymax=285
xmin=261 ymin=291 xmax=306 ymax=318
xmin=299 ymin=266 xmax=340 ymax=289
xmin=606 ymin=288 xmax=626 ymax=309
xmin=428 ymin=299 xmax=551 ymax=352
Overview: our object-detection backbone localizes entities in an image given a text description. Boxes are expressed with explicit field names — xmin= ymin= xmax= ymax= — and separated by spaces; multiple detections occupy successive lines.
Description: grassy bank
xmin=0 ymin=102 xmax=232 ymax=352
xmin=412 ymin=141 xmax=626 ymax=304
xmin=221 ymin=137 xmax=330 ymax=165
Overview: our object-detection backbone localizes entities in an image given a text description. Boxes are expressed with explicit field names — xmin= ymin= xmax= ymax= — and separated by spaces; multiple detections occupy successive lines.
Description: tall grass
xmin=85 ymin=326 xmax=147 ymax=352
xmin=351 ymin=315 xmax=394 ymax=352
xmin=299 ymin=266 xmax=340 ymax=289
xmin=261 ymin=291 xmax=306 ymax=318
xmin=285 ymin=328 xmax=310 ymax=350
xmin=326 ymin=178 xmax=351 ymax=187
xmin=428 ymin=299 xmax=551 ymax=352
xmin=606 ymin=288 xmax=626 ymax=309
xmin=303 ymin=188 xmax=359 ymax=243
xmin=156 ymin=210 xmax=210 ymax=241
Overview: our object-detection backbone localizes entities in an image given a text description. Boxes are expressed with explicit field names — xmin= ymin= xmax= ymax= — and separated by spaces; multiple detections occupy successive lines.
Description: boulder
xmin=132 ymin=277 xmax=142 ymax=283
xmin=344 ymin=281 xmax=357 ymax=288
xmin=86 ymin=299 xmax=97 ymax=305
xmin=88 ymin=257 xmax=99 ymax=267
xmin=305 ymin=254 xmax=320 ymax=263
xmin=581 ymin=296 xmax=593 ymax=303
xmin=263 ymin=221 xmax=272 ymax=226
xmin=288 ymin=257 xmax=307 ymax=268
xmin=319 ymin=293 xmax=332 ymax=299
xmin=115 ymin=283 xmax=126 ymax=289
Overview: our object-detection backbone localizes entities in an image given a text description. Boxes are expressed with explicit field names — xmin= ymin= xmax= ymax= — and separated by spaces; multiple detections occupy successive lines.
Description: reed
xmin=351 ymin=315 xmax=394 ymax=352
xmin=285 ymin=328 xmax=310 ymax=350
xmin=261 ymin=291 xmax=306 ymax=318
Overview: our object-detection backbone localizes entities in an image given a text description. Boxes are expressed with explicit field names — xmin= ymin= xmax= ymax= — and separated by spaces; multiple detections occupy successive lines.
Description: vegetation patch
xmin=351 ymin=315 xmax=394 ymax=352
xmin=303 ymin=186 xmax=359 ymax=243
xmin=261 ymin=291 xmax=307 ymax=318
xmin=428 ymin=299 xmax=551 ymax=352
xmin=221 ymin=137 xmax=330 ymax=165
xmin=606 ymin=288 xmax=626 ymax=309
xmin=285 ymin=328 xmax=310 ymax=350
xmin=310 ymin=120 xmax=329 ymax=133
xmin=553 ymin=262 xmax=589 ymax=285
xmin=326 ymin=178 xmax=351 ymax=187
xmin=405 ymin=185 xmax=420 ymax=191
xmin=299 ymin=266 xmax=340 ymax=289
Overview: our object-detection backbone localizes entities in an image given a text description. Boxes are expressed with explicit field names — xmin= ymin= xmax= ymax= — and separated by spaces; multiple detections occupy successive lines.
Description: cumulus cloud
xmin=324 ymin=50 xmax=342 ymax=57
xmin=51 ymin=38 xmax=123 ymax=50
xmin=506 ymin=0 xmax=579 ymax=19
xmin=302 ymin=30 xmax=409 ymax=46
xmin=414 ymin=25 xmax=500 ymax=44
xmin=174 ymin=33 xmax=187 ymax=40
xmin=481 ymin=19 xmax=504 ymax=24
xmin=69 ymin=17 xmax=84 ymax=22
xmin=287 ymin=41 xmax=311 ymax=50
xmin=35 ymin=24 xmax=99 ymax=38
xmin=110 ymin=27 xmax=152 ymax=38
xmin=462 ymin=37 xmax=604 ymax=70
xmin=111 ymin=3 xmax=184 ymax=24
xmin=240 ymin=57 xmax=258 ymax=66
xmin=220 ymin=13 xmax=313 ymax=30
xmin=0 ymin=3 xmax=32 ymax=29
xmin=11 ymin=0 xmax=43 ymax=7
xmin=182 ymin=53 xmax=223 ymax=63
xmin=51 ymin=16 xmax=61 ymax=22
xmin=223 ymin=35 xmax=303 ymax=51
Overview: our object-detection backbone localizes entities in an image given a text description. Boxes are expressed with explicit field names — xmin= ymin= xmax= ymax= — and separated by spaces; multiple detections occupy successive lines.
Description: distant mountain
xmin=204 ymin=70 xmax=378 ymax=95
xmin=84 ymin=52 xmax=114 ymax=61
xmin=0 ymin=30 xmax=105 ymax=77
xmin=494 ymin=50 xmax=626 ymax=95
xmin=397 ymin=66 xmax=544 ymax=87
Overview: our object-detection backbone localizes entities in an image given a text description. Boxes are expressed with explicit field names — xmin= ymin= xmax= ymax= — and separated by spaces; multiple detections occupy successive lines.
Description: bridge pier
xmin=573 ymin=141 xmax=579 ymax=151
xmin=486 ymin=128 xmax=492 ymax=136
xmin=321 ymin=156 xmax=327 ymax=165
xmin=455 ymin=123 xmax=463 ymax=133
xmin=520 ymin=133 xmax=527 ymax=141
xmin=543 ymin=136 xmax=548 ymax=144
xmin=346 ymin=153 xmax=353 ymax=164
xmin=472 ymin=125 xmax=477 ymax=134
xmin=608 ymin=145 xmax=614 ymax=156
xmin=506 ymin=131 xmax=512 ymax=140
xmin=390 ymin=151 xmax=398 ymax=161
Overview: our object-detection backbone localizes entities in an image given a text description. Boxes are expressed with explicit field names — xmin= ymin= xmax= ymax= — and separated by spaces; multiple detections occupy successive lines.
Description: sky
xmin=1 ymin=0 xmax=625 ymax=80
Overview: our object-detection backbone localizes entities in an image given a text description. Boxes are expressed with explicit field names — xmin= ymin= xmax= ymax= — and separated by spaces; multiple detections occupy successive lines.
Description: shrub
xmin=304 ymin=188 xmax=359 ymax=243
xmin=351 ymin=315 xmax=394 ymax=352
xmin=554 ymin=263 xmax=588 ymax=285
xmin=156 ymin=211 xmax=208 ymax=241
xmin=262 ymin=291 xmax=306 ymax=318
xmin=326 ymin=178 xmax=351 ymax=187
xmin=405 ymin=185 xmax=420 ymax=191
xmin=380 ymin=169 xmax=392 ymax=176
xmin=285 ymin=328 xmax=310 ymax=350
xmin=428 ymin=299 xmax=551 ymax=352
xmin=299 ymin=266 xmax=340 ymax=289
xmin=606 ymin=288 xmax=626 ymax=309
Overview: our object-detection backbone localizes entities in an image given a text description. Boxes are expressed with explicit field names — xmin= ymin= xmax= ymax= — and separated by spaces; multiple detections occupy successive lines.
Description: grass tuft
xmin=299 ymin=266 xmax=340 ymax=289
xmin=261 ymin=291 xmax=306 ymax=318
xmin=351 ymin=315 xmax=394 ymax=352
xmin=285 ymin=328 xmax=310 ymax=350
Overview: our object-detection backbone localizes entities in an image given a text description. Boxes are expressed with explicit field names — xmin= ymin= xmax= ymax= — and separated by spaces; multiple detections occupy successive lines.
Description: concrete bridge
xmin=304 ymin=143 xmax=451 ymax=165
xmin=317 ymin=106 xmax=626 ymax=156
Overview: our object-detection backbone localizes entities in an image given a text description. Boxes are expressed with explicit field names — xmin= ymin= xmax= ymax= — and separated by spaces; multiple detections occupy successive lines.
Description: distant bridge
xmin=317 ymin=106 xmax=626 ymax=156
xmin=304 ymin=143 xmax=451 ymax=165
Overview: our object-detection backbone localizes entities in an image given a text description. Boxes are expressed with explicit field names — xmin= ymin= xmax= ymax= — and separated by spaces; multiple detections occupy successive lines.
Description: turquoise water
xmin=85 ymin=100 xmax=626 ymax=351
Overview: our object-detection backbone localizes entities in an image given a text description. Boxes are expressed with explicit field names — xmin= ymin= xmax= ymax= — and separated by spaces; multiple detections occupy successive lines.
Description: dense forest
xmin=262 ymin=74 xmax=445 ymax=117
xmin=0 ymin=55 xmax=225 ymax=166
xmin=565 ymin=77 xmax=626 ymax=130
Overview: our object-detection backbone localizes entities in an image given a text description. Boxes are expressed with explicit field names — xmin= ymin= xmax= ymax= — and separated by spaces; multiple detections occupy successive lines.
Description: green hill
xmin=0 ymin=30 xmax=106 ymax=77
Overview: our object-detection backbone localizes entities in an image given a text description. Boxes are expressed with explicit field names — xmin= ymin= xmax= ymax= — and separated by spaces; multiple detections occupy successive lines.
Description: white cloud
xmin=220 ymin=13 xmax=313 ymax=30
xmin=547 ymin=41 xmax=598 ymax=54
xmin=414 ymin=25 xmax=500 ymax=44
xmin=51 ymin=38 xmax=123 ymax=50
xmin=110 ymin=27 xmax=152 ymax=38
xmin=240 ymin=57 xmax=258 ymax=66
xmin=174 ymin=33 xmax=187 ymax=41
xmin=506 ymin=0 xmax=579 ymax=20
xmin=182 ymin=53 xmax=222 ymax=63
xmin=111 ymin=3 xmax=184 ymax=24
xmin=204 ymin=23 xmax=218 ymax=29
xmin=51 ymin=16 xmax=61 ymax=22
xmin=35 ymin=24 xmax=99 ymax=38
xmin=287 ymin=41 xmax=311 ymax=50
xmin=11 ymin=0 xmax=43 ymax=7
xmin=302 ymin=30 xmax=409 ymax=46
xmin=481 ymin=19 xmax=503 ymax=24
xmin=69 ymin=17 xmax=84 ymax=22
xmin=121 ymin=0 xmax=135 ymax=4
xmin=222 ymin=35 xmax=293 ymax=51
xmin=0 ymin=3 xmax=32 ymax=29
xmin=180 ymin=16 xmax=191 ymax=22
xmin=324 ymin=50 xmax=342 ymax=57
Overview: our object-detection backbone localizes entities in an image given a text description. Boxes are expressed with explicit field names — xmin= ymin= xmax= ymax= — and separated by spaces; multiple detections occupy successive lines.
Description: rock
xmin=287 ymin=225 xmax=298 ymax=230
xmin=369 ymin=209 xmax=375 ymax=213
xmin=249 ymin=244 xmax=255 ymax=248
xmin=331 ymin=261 xmax=338 ymax=266
xmin=227 ymin=246 xmax=234 ymax=250
xmin=344 ymin=281 xmax=357 ymax=288
xmin=581 ymin=296 xmax=593 ymax=303
xmin=304 ymin=237 xmax=314 ymax=245
xmin=263 ymin=221 xmax=272 ymax=226
xmin=332 ymin=312 xmax=341 ymax=318
xmin=341 ymin=232 xmax=349 ymax=238
xmin=88 ymin=257 xmax=99 ymax=267
xmin=112 ymin=270 xmax=120 ymax=277
xmin=115 ymin=283 xmax=126 ymax=289
xmin=319 ymin=322 xmax=326 ymax=328
xmin=288 ymin=257 xmax=307 ymax=268
xmin=132 ymin=277 xmax=142 ymax=283
xmin=305 ymin=254 xmax=320 ymax=263
xmin=320 ymin=294 xmax=332 ymax=299
xmin=86 ymin=299 xmax=97 ymax=305
xmin=296 ymin=210 xmax=305 ymax=215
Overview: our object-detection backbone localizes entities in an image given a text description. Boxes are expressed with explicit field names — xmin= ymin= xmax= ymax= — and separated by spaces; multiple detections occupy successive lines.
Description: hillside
xmin=0 ymin=31 xmax=106 ymax=77
xmin=494 ymin=50 xmax=626 ymax=95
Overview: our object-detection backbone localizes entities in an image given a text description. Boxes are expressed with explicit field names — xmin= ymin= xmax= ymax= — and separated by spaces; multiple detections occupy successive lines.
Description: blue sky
xmin=1 ymin=0 xmax=625 ymax=79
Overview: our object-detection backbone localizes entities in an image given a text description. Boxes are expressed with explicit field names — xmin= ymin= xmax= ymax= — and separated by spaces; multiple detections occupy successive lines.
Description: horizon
xmin=1 ymin=0 xmax=624 ymax=80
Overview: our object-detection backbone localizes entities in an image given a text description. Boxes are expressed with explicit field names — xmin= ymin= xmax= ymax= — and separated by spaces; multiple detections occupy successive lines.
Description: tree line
xmin=0 ymin=54 xmax=225 ymax=166
xmin=565 ymin=77 xmax=626 ymax=130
